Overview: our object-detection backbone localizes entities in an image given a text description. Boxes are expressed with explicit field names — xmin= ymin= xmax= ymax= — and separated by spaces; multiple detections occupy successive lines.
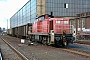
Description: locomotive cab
xmin=48 ymin=18 xmax=75 ymax=46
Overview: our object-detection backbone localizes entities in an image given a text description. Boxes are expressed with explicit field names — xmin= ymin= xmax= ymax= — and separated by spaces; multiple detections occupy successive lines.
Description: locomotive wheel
xmin=39 ymin=36 xmax=42 ymax=43
xmin=47 ymin=40 xmax=52 ymax=46
xmin=42 ymin=40 xmax=47 ymax=45
xmin=47 ymin=43 xmax=51 ymax=46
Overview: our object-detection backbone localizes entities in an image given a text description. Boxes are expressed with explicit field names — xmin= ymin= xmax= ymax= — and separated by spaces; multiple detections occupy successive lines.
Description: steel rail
xmin=35 ymin=43 xmax=90 ymax=58
xmin=61 ymin=47 xmax=90 ymax=58
xmin=0 ymin=37 xmax=28 ymax=60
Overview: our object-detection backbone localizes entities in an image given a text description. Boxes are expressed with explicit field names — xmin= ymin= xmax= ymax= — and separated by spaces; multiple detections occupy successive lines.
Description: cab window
xmin=56 ymin=20 xmax=60 ymax=24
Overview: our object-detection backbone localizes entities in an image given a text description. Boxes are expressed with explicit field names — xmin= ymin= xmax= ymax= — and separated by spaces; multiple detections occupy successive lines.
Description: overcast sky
xmin=0 ymin=0 xmax=29 ymax=29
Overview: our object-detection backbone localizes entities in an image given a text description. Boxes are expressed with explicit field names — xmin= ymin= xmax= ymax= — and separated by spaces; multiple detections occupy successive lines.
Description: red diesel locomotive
xmin=28 ymin=14 xmax=75 ymax=46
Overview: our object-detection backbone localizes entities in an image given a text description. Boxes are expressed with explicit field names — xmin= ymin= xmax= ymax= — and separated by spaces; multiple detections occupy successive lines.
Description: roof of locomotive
xmin=49 ymin=17 xmax=69 ymax=21
xmin=37 ymin=14 xmax=54 ymax=19
xmin=37 ymin=14 xmax=69 ymax=21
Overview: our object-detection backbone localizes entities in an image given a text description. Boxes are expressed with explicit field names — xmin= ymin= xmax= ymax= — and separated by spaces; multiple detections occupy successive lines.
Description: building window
xmin=64 ymin=3 xmax=68 ymax=8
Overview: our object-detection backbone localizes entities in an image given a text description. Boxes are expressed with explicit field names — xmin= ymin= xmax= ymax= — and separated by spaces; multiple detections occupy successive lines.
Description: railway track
xmin=37 ymin=42 xmax=90 ymax=58
xmin=37 ymin=41 xmax=90 ymax=58
xmin=43 ymin=43 xmax=90 ymax=58
xmin=47 ymin=42 xmax=90 ymax=58
xmin=61 ymin=47 xmax=90 ymax=58
xmin=1 ymin=36 xmax=90 ymax=60
xmin=0 ymin=37 xmax=28 ymax=60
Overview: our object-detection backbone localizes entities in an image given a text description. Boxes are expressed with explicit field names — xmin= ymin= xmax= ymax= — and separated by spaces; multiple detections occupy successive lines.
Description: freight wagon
xmin=7 ymin=24 xmax=31 ymax=38
xmin=28 ymin=14 xmax=76 ymax=46
xmin=7 ymin=28 xmax=12 ymax=36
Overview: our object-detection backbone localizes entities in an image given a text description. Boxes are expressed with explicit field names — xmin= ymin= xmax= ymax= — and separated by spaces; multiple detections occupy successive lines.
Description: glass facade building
xmin=10 ymin=0 xmax=90 ymax=28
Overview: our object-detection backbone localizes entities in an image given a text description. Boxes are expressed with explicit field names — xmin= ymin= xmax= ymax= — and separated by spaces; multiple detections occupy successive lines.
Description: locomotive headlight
xmin=50 ymin=30 xmax=54 ymax=35
xmin=52 ymin=33 xmax=54 ymax=35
